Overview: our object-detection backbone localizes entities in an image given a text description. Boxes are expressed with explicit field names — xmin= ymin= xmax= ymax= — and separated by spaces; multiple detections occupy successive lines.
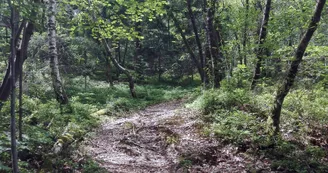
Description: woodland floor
xmin=82 ymin=99 xmax=271 ymax=173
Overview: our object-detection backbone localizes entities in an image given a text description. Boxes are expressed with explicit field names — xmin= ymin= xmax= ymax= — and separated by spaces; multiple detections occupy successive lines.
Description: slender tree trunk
xmin=251 ymin=0 xmax=272 ymax=90
xmin=234 ymin=32 xmax=242 ymax=65
xmin=187 ymin=0 xmax=207 ymax=86
xmin=118 ymin=41 xmax=129 ymax=82
xmin=18 ymin=65 xmax=23 ymax=141
xmin=104 ymin=41 xmax=136 ymax=98
xmin=158 ymin=50 xmax=162 ymax=82
xmin=47 ymin=0 xmax=68 ymax=104
xmin=18 ymin=24 xmax=28 ymax=142
xmin=170 ymin=12 xmax=205 ymax=83
xmin=116 ymin=41 xmax=121 ymax=79
xmin=84 ymin=51 xmax=88 ymax=90
xmin=135 ymin=22 xmax=142 ymax=79
xmin=8 ymin=0 xmax=18 ymax=171
xmin=167 ymin=15 xmax=171 ymax=49
xmin=242 ymin=0 xmax=249 ymax=65
xmin=204 ymin=0 xmax=218 ymax=88
xmin=205 ymin=0 xmax=224 ymax=88
xmin=117 ymin=41 xmax=121 ymax=63
xmin=0 ymin=22 xmax=33 ymax=102
xmin=271 ymin=0 xmax=326 ymax=135
xmin=105 ymin=55 xmax=114 ymax=87
xmin=122 ymin=41 xmax=128 ymax=67
xmin=134 ymin=37 xmax=140 ymax=71
xmin=203 ymin=0 xmax=210 ymax=80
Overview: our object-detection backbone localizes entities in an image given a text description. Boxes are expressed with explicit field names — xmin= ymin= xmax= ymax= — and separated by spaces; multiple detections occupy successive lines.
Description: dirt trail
xmin=83 ymin=99 xmax=264 ymax=173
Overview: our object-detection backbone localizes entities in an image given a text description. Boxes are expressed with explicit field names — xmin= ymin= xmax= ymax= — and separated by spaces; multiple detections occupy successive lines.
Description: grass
xmin=67 ymin=77 xmax=197 ymax=111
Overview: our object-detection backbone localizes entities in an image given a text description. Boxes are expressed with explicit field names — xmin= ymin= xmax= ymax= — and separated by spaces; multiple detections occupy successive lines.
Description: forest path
xmin=83 ymin=99 xmax=261 ymax=173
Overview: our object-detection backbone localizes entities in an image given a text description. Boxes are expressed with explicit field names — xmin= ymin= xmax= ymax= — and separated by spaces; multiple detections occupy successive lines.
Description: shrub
xmin=193 ymin=88 xmax=251 ymax=115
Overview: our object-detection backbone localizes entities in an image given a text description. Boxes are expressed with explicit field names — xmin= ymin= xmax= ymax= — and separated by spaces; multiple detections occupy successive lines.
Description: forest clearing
xmin=1 ymin=0 xmax=328 ymax=172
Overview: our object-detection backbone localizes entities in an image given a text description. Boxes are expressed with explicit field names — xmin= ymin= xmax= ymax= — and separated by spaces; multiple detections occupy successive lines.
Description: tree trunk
xmin=18 ymin=63 xmax=23 ymax=141
xmin=18 ymin=23 xmax=28 ymax=142
xmin=234 ymin=32 xmax=242 ymax=65
xmin=84 ymin=51 xmax=88 ymax=90
xmin=9 ymin=2 xmax=19 ymax=172
xmin=204 ymin=0 xmax=219 ymax=88
xmin=135 ymin=22 xmax=142 ymax=79
xmin=0 ymin=22 xmax=34 ymax=102
xmin=122 ymin=41 xmax=128 ymax=67
xmin=158 ymin=51 xmax=162 ymax=82
xmin=187 ymin=0 xmax=207 ymax=86
xmin=104 ymin=41 xmax=137 ymax=98
xmin=251 ymin=0 xmax=272 ymax=90
xmin=204 ymin=0 xmax=224 ymax=88
xmin=105 ymin=56 xmax=114 ymax=87
xmin=170 ymin=12 xmax=205 ymax=83
xmin=116 ymin=41 xmax=121 ymax=79
xmin=242 ymin=0 xmax=249 ymax=65
xmin=47 ymin=0 xmax=68 ymax=104
xmin=271 ymin=0 xmax=326 ymax=135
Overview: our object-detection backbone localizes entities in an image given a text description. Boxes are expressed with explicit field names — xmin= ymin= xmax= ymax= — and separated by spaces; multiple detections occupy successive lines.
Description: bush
xmin=191 ymin=85 xmax=328 ymax=172
xmin=221 ymin=64 xmax=252 ymax=90
xmin=193 ymin=88 xmax=251 ymax=115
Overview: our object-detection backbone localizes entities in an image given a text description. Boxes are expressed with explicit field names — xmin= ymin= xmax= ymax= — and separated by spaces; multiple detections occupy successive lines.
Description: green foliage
xmin=189 ymin=88 xmax=267 ymax=145
xmin=206 ymin=110 xmax=262 ymax=144
xmin=67 ymin=78 xmax=195 ymax=113
xmin=221 ymin=64 xmax=252 ymax=90
xmin=283 ymin=88 xmax=328 ymax=122
xmin=0 ymin=72 xmax=194 ymax=171
xmin=269 ymin=144 xmax=328 ymax=172
xmin=80 ymin=159 xmax=107 ymax=173
xmin=65 ymin=0 xmax=167 ymax=41
xmin=0 ymin=162 xmax=11 ymax=172
xmin=192 ymin=88 xmax=251 ymax=115
xmin=191 ymin=84 xmax=328 ymax=172
xmin=1 ymin=0 xmax=328 ymax=171
xmin=27 ymin=33 xmax=102 ymax=81
xmin=178 ymin=158 xmax=193 ymax=169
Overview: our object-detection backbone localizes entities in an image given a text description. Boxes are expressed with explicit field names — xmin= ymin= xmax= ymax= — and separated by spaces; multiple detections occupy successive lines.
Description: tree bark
xmin=187 ymin=0 xmax=207 ymax=85
xmin=242 ymin=0 xmax=249 ymax=65
xmin=18 ymin=62 xmax=23 ymax=141
xmin=47 ymin=0 xmax=68 ymax=104
xmin=134 ymin=22 xmax=143 ymax=79
xmin=105 ymin=55 xmax=114 ymax=87
xmin=18 ymin=23 xmax=28 ymax=142
xmin=0 ymin=22 xmax=34 ymax=102
xmin=170 ymin=12 xmax=205 ymax=83
xmin=84 ymin=51 xmax=88 ymax=90
xmin=158 ymin=50 xmax=162 ymax=82
xmin=116 ymin=41 xmax=121 ymax=79
xmin=251 ymin=0 xmax=272 ymax=90
xmin=205 ymin=0 xmax=224 ymax=88
xmin=8 ymin=1 xmax=19 ymax=171
xmin=104 ymin=41 xmax=137 ymax=98
xmin=122 ymin=41 xmax=128 ymax=67
xmin=271 ymin=0 xmax=326 ymax=134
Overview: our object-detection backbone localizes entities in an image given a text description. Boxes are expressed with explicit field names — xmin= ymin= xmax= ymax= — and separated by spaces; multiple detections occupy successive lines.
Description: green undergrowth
xmin=0 ymin=77 xmax=197 ymax=172
xmin=188 ymin=77 xmax=328 ymax=172
xmin=67 ymin=78 xmax=197 ymax=112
